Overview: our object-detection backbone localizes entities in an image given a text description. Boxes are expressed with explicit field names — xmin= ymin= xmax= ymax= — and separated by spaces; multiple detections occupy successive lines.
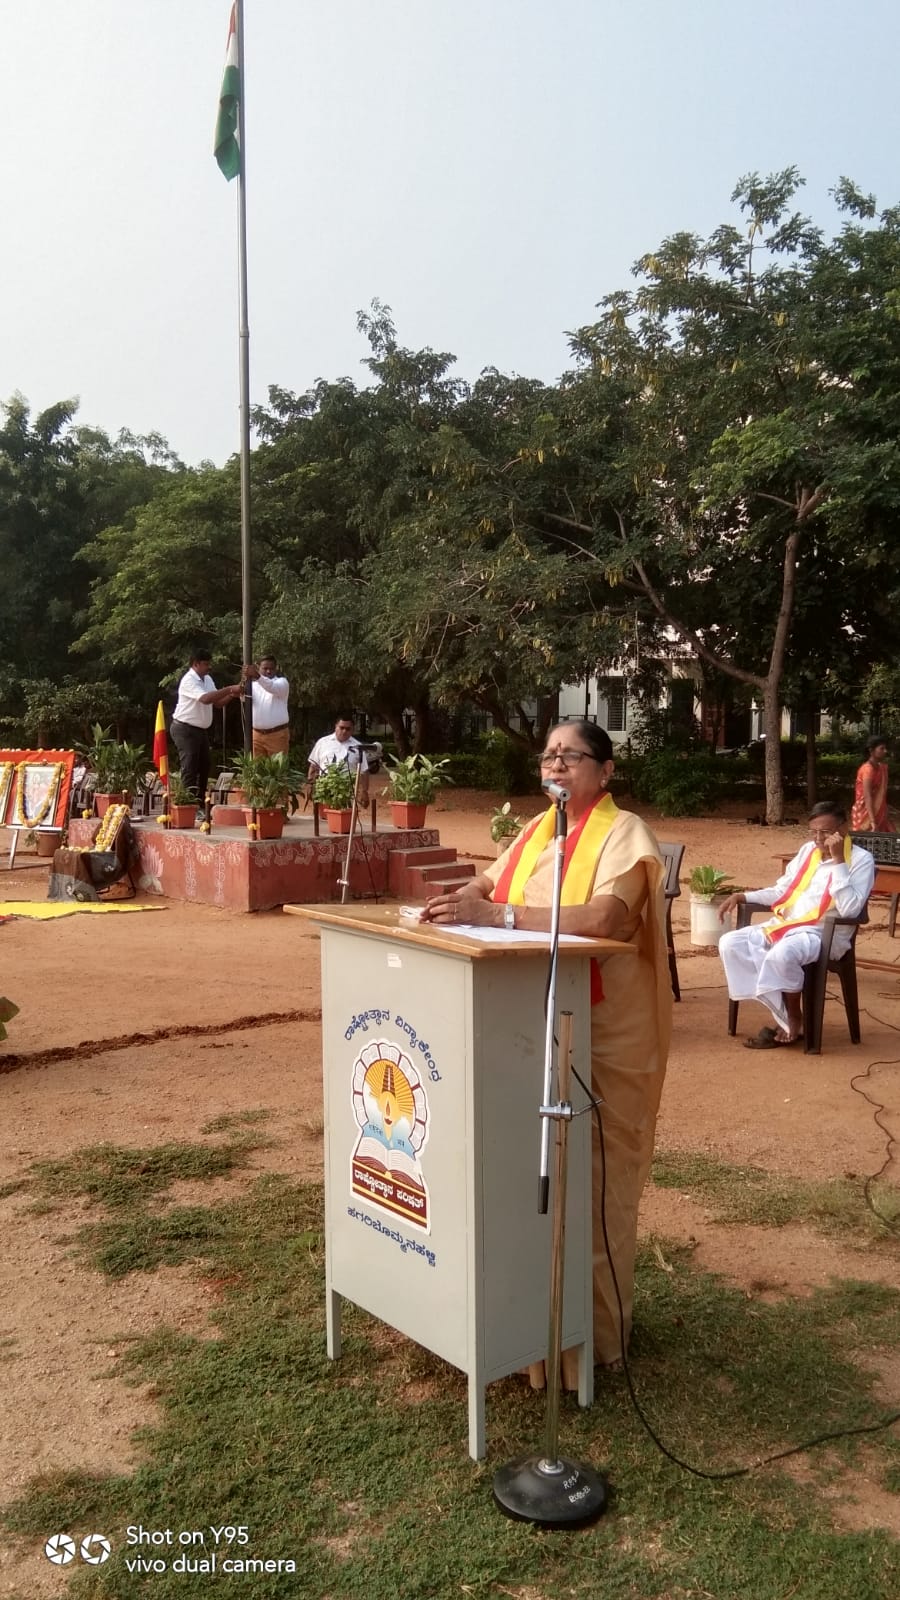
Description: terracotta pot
xmin=390 ymin=801 xmax=428 ymax=829
xmin=243 ymin=806 xmax=285 ymax=840
xmin=95 ymin=791 xmax=130 ymax=818
xmin=169 ymin=804 xmax=196 ymax=829
xmin=325 ymin=808 xmax=353 ymax=835
xmin=35 ymin=830 xmax=62 ymax=857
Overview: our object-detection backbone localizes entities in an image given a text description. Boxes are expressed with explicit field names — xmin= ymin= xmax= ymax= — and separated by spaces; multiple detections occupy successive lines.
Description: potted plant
xmin=313 ymin=760 xmax=356 ymax=834
xmin=689 ymin=865 xmax=737 ymax=948
xmin=490 ymin=800 xmax=523 ymax=854
xmin=166 ymin=773 xmax=198 ymax=829
xmin=386 ymin=754 xmax=453 ymax=829
xmin=233 ymin=752 xmax=304 ymax=840
xmin=81 ymin=725 xmax=147 ymax=815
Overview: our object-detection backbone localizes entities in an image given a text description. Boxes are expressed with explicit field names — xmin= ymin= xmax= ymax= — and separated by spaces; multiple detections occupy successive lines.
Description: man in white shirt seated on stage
xmin=308 ymin=712 xmax=369 ymax=806
xmin=170 ymin=650 xmax=243 ymax=813
xmin=718 ymin=800 xmax=874 ymax=1049
xmin=244 ymin=654 xmax=291 ymax=757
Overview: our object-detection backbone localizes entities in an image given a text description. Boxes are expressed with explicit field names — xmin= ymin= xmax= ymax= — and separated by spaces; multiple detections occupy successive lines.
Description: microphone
xmin=542 ymin=779 xmax=570 ymax=802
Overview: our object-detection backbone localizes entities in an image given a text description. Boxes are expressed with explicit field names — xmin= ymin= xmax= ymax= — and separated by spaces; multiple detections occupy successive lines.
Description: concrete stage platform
xmin=67 ymin=815 xmax=474 ymax=913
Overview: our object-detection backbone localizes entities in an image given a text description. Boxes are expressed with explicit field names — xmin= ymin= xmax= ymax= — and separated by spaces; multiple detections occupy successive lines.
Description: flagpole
xmin=236 ymin=0 xmax=253 ymax=755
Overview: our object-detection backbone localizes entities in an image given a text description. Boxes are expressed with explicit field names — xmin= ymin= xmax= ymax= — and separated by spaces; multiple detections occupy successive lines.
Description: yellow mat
xmin=0 ymin=901 xmax=166 ymax=919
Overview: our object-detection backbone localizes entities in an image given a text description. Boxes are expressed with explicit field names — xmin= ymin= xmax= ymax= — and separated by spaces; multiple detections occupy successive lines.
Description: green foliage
xmin=28 ymin=1136 xmax=267 ymax=1212
xmin=312 ymin=759 xmax=354 ymax=810
xmin=653 ymin=1149 xmax=900 ymax=1240
xmin=165 ymin=772 xmax=194 ymax=806
xmin=689 ymin=865 xmax=736 ymax=897
xmin=632 ymin=751 xmax=724 ymax=815
xmin=78 ymin=724 xmax=147 ymax=792
xmin=472 ymin=729 xmax=541 ymax=793
xmin=229 ymin=751 xmax=304 ymax=812
xmin=4 ymin=1159 xmax=900 ymax=1600
xmin=489 ymin=800 xmax=523 ymax=843
xmin=385 ymin=753 xmax=452 ymax=804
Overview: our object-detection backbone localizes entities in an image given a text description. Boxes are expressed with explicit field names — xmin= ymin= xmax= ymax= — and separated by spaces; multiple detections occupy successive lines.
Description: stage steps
xmin=387 ymin=844 xmax=477 ymax=900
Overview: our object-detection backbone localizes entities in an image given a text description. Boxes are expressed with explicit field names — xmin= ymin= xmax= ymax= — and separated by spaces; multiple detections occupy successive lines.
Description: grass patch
xmin=27 ymin=1135 xmax=269 ymax=1212
xmin=200 ymin=1108 xmax=272 ymax=1135
xmin=653 ymin=1148 xmax=900 ymax=1241
xmin=2 ymin=1171 xmax=899 ymax=1599
xmin=0 ymin=1178 xmax=28 ymax=1200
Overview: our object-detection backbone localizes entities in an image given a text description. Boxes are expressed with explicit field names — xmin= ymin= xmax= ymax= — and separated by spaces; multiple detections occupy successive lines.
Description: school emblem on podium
xmin=350 ymin=1040 xmax=431 ymax=1232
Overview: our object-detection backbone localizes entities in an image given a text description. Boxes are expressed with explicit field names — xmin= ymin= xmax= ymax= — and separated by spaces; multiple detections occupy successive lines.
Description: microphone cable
xmin=567 ymin=1058 xmax=900 ymax=1480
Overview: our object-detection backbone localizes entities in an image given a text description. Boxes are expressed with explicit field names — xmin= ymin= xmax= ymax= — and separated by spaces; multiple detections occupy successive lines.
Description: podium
xmin=286 ymin=903 xmax=631 ymax=1459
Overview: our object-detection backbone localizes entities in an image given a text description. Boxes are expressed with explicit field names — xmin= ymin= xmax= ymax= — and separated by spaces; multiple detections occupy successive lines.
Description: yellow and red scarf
xmin=492 ymin=793 xmax=620 ymax=999
xmin=762 ymin=836 xmax=851 ymax=942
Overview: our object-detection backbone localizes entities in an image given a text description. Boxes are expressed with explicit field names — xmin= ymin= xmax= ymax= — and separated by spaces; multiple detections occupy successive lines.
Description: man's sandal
xmin=743 ymin=1026 xmax=803 ymax=1049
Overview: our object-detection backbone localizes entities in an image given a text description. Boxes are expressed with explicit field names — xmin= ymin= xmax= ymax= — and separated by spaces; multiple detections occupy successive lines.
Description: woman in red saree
xmin=851 ymin=737 xmax=893 ymax=832
xmin=420 ymin=722 xmax=671 ymax=1372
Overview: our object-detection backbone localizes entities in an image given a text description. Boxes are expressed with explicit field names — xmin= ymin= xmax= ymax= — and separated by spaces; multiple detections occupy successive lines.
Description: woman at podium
xmin=421 ymin=722 xmax=671 ymax=1370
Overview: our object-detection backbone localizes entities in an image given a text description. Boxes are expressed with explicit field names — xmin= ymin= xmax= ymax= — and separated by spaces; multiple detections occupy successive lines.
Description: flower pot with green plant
xmin=386 ymin=754 xmax=452 ymax=828
xmin=166 ymin=773 xmax=197 ymax=829
xmin=313 ymin=759 xmax=356 ymax=834
xmin=81 ymin=725 xmax=147 ymax=815
xmin=490 ymin=800 xmax=524 ymax=855
xmin=233 ymin=752 xmax=304 ymax=839
xmin=688 ymin=865 xmax=737 ymax=947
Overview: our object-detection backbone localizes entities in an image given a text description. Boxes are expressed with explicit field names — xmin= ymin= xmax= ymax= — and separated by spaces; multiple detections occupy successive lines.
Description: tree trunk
xmin=382 ymin=709 xmax=409 ymax=757
xmin=411 ymin=698 xmax=430 ymax=754
xmin=763 ymin=679 xmax=784 ymax=824
xmin=804 ymin=703 xmax=818 ymax=809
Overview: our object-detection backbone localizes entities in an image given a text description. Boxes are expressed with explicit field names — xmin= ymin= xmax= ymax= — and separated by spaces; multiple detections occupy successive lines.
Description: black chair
xmin=657 ymin=841 xmax=685 ymax=1002
xmin=726 ymin=901 xmax=867 ymax=1055
xmin=849 ymin=831 xmax=900 ymax=938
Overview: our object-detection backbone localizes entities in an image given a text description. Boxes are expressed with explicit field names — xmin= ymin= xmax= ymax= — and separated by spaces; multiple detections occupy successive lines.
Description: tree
xmin=544 ymin=171 xmax=900 ymax=819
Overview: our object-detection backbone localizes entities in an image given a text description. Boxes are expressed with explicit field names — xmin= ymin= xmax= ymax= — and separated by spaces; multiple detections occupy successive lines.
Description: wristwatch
xmin=503 ymin=903 xmax=516 ymax=931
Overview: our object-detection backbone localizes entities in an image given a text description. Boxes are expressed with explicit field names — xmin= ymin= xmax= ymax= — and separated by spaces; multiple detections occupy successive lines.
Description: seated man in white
xmin=718 ymin=800 xmax=874 ymax=1048
xmin=307 ymin=712 xmax=369 ymax=806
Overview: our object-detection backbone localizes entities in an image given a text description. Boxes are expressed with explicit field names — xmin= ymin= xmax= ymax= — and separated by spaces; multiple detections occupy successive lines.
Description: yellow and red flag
xmin=152 ymin=701 xmax=169 ymax=788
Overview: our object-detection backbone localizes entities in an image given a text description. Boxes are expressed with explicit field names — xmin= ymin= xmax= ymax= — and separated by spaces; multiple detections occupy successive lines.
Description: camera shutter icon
xmin=81 ymin=1534 xmax=112 ymax=1564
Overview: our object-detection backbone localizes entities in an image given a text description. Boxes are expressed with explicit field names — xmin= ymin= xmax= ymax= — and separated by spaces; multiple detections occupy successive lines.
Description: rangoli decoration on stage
xmin=350 ymin=1039 xmax=431 ymax=1233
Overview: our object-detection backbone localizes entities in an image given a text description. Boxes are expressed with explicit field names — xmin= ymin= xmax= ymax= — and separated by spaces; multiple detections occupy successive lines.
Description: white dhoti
xmin=719 ymin=924 xmax=821 ymax=1031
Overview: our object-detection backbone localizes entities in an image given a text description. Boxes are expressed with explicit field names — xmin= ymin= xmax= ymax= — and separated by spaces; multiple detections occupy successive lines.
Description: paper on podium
xmin=446 ymin=925 xmax=595 ymax=945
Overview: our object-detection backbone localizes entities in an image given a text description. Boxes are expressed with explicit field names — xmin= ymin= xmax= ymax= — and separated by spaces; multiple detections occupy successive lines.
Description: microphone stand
xmin=337 ymin=755 xmax=365 ymax=905
xmin=493 ymin=787 xmax=608 ymax=1528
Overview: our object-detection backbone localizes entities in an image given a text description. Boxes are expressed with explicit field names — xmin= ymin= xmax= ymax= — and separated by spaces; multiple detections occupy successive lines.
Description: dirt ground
xmin=1 ymin=793 xmax=899 ymax=1594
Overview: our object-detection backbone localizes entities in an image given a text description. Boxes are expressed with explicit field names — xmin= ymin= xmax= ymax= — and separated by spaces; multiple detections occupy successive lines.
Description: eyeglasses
xmin=538 ymin=748 xmax=597 ymax=768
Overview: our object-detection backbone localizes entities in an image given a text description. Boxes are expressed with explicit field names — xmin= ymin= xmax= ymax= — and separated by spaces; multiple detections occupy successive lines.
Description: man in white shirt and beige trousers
xmin=244 ymin=655 xmax=291 ymax=757
xmin=718 ymin=800 xmax=874 ymax=1048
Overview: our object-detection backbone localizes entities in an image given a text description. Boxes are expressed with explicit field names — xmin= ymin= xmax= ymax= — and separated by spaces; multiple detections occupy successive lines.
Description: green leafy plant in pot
xmin=490 ymin=800 xmax=523 ymax=851
xmin=80 ymin=724 xmax=147 ymax=815
xmin=386 ymin=754 xmax=452 ymax=828
xmin=688 ymin=865 xmax=737 ymax=948
xmin=166 ymin=772 xmax=198 ymax=829
xmin=233 ymin=752 xmax=304 ymax=839
xmin=313 ymin=759 xmax=355 ymax=834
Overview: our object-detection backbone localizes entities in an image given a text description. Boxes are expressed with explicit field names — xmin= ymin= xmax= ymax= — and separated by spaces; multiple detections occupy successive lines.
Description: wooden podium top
xmin=283 ymin=902 xmax=636 ymax=962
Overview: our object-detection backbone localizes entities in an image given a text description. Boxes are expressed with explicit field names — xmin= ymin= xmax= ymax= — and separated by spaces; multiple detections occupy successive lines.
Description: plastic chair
xmin=726 ymin=901 xmax=867 ymax=1055
xmin=849 ymin=832 xmax=900 ymax=938
xmin=657 ymin=841 xmax=685 ymax=1002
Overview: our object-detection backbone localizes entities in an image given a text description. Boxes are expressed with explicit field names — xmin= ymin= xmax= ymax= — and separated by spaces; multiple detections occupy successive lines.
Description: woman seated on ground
xmin=420 ymin=722 xmax=672 ymax=1373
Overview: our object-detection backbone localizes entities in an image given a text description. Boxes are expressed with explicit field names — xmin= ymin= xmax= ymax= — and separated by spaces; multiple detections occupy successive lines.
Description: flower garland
xmin=13 ymin=761 xmax=65 ymax=828
xmin=93 ymin=803 xmax=130 ymax=853
xmin=0 ymin=763 xmax=14 ymax=826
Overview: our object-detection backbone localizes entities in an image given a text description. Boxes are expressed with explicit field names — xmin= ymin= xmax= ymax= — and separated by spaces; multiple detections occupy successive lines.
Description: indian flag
xmin=153 ymin=701 xmax=169 ymax=787
xmin=214 ymin=3 xmax=241 ymax=181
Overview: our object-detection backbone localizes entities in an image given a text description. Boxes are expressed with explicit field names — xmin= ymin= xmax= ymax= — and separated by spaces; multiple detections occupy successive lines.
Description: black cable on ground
xmin=569 ymin=1061 xmax=900 ymax=1481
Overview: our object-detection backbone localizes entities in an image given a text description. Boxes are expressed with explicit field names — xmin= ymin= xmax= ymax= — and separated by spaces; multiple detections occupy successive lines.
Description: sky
xmin=4 ymin=0 xmax=899 ymax=467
